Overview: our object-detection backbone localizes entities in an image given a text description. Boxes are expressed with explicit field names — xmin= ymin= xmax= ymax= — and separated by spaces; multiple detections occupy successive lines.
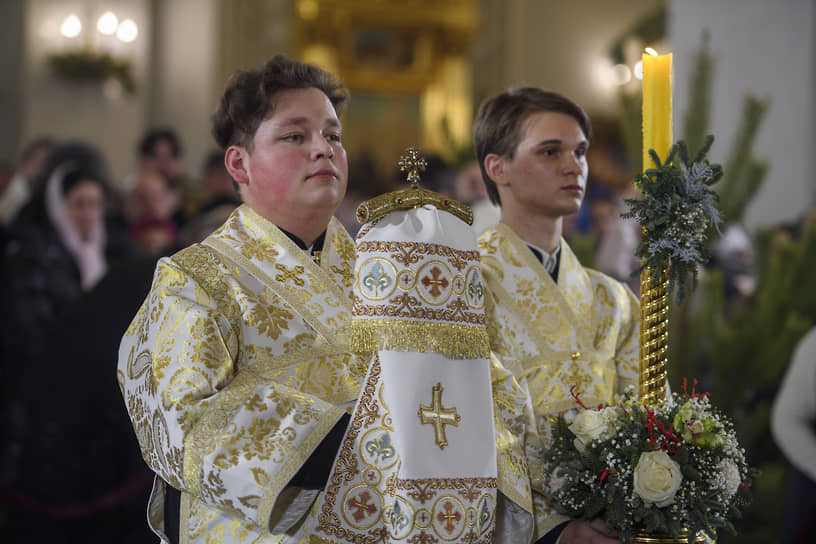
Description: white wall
xmin=22 ymin=0 xmax=151 ymax=182
xmin=20 ymin=0 xmax=219 ymax=186
xmin=479 ymin=0 xmax=664 ymax=116
xmin=669 ymin=0 xmax=815 ymax=231
xmin=149 ymin=0 xmax=218 ymax=185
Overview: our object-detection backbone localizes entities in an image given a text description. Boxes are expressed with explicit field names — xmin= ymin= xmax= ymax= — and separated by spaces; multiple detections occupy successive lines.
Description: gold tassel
xmin=349 ymin=319 xmax=490 ymax=359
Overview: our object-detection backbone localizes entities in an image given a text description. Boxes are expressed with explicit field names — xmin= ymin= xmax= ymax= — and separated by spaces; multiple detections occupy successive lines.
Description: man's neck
xmin=500 ymin=209 xmax=562 ymax=254
xmin=253 ymin=208 xmax=333 ymax=249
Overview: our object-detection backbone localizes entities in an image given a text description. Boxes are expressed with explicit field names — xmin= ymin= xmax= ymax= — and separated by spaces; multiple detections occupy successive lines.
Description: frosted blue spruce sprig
xmin=622 ymin=136 xmax=723 ymax=301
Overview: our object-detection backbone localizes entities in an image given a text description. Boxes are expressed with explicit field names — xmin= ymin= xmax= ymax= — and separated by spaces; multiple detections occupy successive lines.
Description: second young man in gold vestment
xmin=473 ymin=88 xmax=640 ymax=544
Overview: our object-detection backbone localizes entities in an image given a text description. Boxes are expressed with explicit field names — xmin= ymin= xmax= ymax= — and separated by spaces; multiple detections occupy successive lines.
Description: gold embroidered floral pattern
xmin=392 ymin=477 xmax=498 ymax=505
xmin=357 ymin=241 xmax=478 ymax=272
xmin=352 ymin=295 xmax=486 ymax=326
xmin=117 ymin=206 xmax=363 ymax=543
xmin=479 ymin=224 xmax=641 ymax=536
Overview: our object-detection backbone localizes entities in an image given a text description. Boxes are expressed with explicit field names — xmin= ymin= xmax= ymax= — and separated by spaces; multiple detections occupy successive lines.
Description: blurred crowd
xmin=0 ymin=130 xmax=241 ymax=542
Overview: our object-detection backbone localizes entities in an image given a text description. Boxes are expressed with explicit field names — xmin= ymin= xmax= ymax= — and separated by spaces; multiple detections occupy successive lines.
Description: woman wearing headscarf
xmin=0 ymin=142 xmax=149 ymax=543
xmin=1 ymin=141 xmax=130 ymax=360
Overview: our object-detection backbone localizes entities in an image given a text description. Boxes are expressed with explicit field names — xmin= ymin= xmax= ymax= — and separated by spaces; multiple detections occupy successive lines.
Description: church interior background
xmin=1 ymin=1 xmax=814 ymax=542
xmin=3 ymin=0 xmax=812 ymax=232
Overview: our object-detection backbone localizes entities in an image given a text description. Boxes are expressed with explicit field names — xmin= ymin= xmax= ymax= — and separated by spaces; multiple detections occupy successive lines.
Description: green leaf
xmin=584 ymin=492 xmax=606 ymax=518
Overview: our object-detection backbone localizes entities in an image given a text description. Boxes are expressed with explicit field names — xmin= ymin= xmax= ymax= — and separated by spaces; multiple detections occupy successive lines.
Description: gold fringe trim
xmin=349 ymin=319 xmax=490 ymax=359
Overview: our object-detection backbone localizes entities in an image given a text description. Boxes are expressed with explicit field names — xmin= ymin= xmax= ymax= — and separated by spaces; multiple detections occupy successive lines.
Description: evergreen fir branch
xmin=47 ymin=50 xmax=136 ymax=94
xmin=724 ymin=158 xmax=767 ymax=223
xmin=622 ymin=138 xmax=723 ymax=300
xmin=717 ymin=94 xmax=769 ymax=223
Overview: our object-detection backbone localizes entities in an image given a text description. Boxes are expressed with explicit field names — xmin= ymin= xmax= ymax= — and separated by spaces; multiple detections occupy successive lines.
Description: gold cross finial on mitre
xmin=398 ymin=147 xmax=426 ymax=188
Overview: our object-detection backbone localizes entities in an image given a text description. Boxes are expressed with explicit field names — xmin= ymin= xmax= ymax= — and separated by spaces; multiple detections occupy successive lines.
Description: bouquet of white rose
xmin=542 ymin=381 xmax=755 ymax=544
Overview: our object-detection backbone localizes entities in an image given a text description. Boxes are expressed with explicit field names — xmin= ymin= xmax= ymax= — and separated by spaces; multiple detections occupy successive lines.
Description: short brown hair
xmin=212 ymin=55 xmax=348 ymax=151
xmin=472 ymin=88 xmax=591 ymax=206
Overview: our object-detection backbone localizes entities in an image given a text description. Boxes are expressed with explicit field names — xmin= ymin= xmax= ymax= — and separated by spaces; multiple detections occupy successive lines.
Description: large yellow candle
xmin=641 ymin=50 xmax=673 ymax=171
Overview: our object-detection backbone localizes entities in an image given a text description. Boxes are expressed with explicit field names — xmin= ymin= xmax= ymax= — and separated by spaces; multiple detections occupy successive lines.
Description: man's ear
xmin=484 ymin=153 xmax=509 ymax=187
xmin=224 ymin=145 xmax=250 ymax=186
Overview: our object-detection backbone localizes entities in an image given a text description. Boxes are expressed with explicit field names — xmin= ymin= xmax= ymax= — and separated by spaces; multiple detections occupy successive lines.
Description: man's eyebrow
xmin=534 ymin=138 xmax=588 ymax=148
xmin=276 ymin=116 xmax=341 ymax=129
xmin=535 ymin=139 xmax=563 ymax=146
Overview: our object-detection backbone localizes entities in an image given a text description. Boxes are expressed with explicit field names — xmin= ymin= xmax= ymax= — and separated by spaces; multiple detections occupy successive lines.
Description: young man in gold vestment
xmin=473 ymin=88 xmax=640 ymax=544
xmin=118 ymin=56 xmax=368 ymax=543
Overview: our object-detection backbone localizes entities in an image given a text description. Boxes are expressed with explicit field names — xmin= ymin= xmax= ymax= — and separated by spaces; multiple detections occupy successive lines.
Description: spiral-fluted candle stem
xmin=639 ymin=264 xmax=669 ymax=406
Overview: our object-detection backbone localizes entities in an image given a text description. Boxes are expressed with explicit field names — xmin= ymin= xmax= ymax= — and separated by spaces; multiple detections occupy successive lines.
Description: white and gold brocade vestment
xmin=478 ymin=224 xmax=640 ymax=539
xmin=117 ymin=205 xmax=368 ymax=543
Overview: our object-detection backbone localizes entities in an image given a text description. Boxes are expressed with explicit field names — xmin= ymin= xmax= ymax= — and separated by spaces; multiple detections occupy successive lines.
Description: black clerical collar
xmin=279 ymin=227 xmax=326 ymax=261
xmin=527 ymin=243 xmax=561 ymax=282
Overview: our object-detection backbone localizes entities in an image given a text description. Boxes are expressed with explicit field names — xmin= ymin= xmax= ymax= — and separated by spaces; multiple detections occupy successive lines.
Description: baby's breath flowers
xmin=542 ymin=381 xmax=754 ymax=544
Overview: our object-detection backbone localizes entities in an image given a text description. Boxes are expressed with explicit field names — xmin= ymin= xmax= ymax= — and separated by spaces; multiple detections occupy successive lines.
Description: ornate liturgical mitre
xmin=310 ymin=148 xmax=498 ymax=544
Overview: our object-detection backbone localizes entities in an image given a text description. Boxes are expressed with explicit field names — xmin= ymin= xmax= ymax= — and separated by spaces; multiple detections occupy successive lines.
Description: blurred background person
xmin=334 ymin=152 xmax=387 ymax=237
xmin=593 ymin=184 xmax=641 ymax=293
xmin=136 ymin=127 xmax=185 ymax=182
xmin=418 ymin=152 xmax=456 ymax=197
xmin=121 ymin=168 xmax=182 ymax=256
xmin=1 ymin=141 xmax=129 ymax=363
xmin=771 ymin=326 xmax=816 ymax=544
xmin=0 ymin=136 xmax=54 ymax=226
xmin=179 ymin=149 xmax=240 ymax=245
xmin=0 ymin=142 xmax=151 ymax=543
xmin=0 ymin=141 xmax=154 ymax=543
xmin=455 ymin=159 xmax=500 ymax=234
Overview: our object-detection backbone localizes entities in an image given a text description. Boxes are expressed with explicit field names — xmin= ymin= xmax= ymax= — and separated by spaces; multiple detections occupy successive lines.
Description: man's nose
xmin=562 ymin=153 xmax=582 ymax=174
xmin=312 ymin=135 xmax=334 ymax=159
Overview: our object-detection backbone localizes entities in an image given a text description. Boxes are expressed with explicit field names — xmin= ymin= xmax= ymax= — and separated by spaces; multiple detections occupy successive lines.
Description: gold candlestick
xmin=639 ymin=262 xmax=669 ymax=405
xmin=633 ymin=528 xmax=708 ymax=543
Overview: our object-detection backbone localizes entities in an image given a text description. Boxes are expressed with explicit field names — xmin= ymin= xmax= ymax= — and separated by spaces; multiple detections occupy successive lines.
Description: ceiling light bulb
xmin=613 ymin=64 xmax=632 ymax=85
xmin=634 ymin=60 xmax=644 ymax=80
xmin=61 ymin=15 xmax=82 ymax=38
xmin=116 ymin=19 xmax=138 ymax=43
xmin=97 ymin=12 xmax=118 ymax=35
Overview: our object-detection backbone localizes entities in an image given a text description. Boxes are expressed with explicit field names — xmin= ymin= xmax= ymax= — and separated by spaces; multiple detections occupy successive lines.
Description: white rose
xmin=633 ymin=450 xmax=683 ymax=507
xmin=718 ymin=459 xmax=741 ymax=498
xmin=602 ymin=406 xmax=624 ymax=427
xmin=569 ymin=407 xmax=620 ymax=451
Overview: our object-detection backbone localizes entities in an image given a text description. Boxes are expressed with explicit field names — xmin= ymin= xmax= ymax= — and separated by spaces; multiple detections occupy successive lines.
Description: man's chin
xmin=306 ymin=190 xmax=345 ymax=212
xmin=553 ymin=202 xmax=582 ymax=218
